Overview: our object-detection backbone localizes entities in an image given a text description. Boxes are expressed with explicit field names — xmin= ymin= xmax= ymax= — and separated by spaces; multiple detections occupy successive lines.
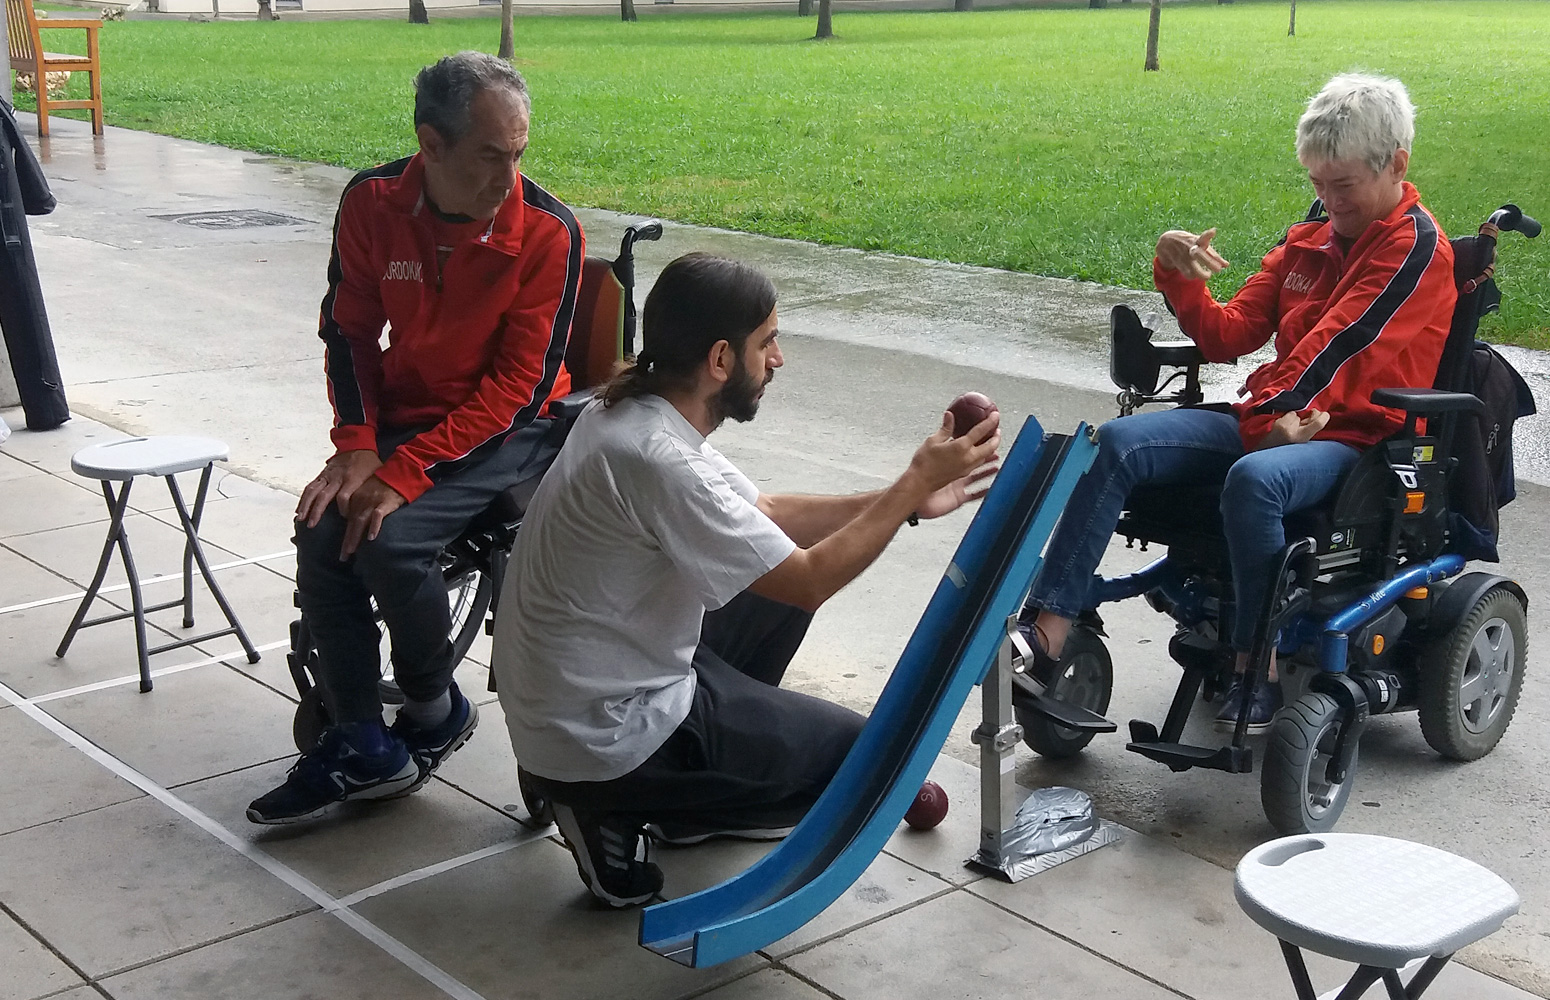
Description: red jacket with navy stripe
xmin=319 ymin=153 xmax=580 ymax=502
xmin=1154 ymin=182 xmax=1455 ymax=452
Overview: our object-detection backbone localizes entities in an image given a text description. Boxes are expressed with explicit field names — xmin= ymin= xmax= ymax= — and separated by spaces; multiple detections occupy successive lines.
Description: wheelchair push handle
xmin=1486 ymin=204 xmax=1541 ymax=240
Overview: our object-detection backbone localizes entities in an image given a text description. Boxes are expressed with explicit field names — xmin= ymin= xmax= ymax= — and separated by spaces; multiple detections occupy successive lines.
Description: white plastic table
xmin=57 ymin=436 xmax=260 ymax=691
xmin=1235 ymin=833 xmax=1519 ymax=1000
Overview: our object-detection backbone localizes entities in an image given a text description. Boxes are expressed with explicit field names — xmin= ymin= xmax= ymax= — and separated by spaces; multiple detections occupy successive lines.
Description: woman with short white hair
xmin=1019 ymin=72 xmax=1457 ymax=731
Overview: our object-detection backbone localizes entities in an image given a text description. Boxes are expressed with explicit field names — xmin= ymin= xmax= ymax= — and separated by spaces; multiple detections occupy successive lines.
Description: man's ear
xmin=416 ymin=123 xmax=448 ymax=163
xmin=706 ymin=340 xmax=735 ymax=385
xmin=1388 ymin=147 xmax=1410 ymax=183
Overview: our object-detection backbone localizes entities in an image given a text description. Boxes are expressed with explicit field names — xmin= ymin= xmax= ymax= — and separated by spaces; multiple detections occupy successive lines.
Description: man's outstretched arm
xmin=749 ymin=412 xmax=999 ymax=613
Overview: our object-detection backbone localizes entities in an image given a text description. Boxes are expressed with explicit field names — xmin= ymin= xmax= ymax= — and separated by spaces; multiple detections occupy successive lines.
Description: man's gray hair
xmin=1296 ymin=73 xmax=1415 ymax=174
xmin=414 ymin=51 xmax=530 ymax=145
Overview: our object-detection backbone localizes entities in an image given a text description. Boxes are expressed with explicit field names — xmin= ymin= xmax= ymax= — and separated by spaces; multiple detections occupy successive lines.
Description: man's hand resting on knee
xmin=296 ymin=450 xmax=408 ymax=559
xmin=750 ymin=409 xmax=1000 ymax=612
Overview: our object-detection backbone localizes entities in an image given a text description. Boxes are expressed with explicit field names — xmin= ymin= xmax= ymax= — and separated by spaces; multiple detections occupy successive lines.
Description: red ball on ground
xmin=903 ymin=779 xmax=949 ymax=830
xmin=948 ymin=392 xmax=998 ymax=438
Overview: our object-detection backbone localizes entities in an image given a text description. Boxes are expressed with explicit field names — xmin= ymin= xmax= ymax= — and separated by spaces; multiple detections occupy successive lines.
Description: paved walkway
xmin=2 ymin=113 xmax=1544 ymax=1000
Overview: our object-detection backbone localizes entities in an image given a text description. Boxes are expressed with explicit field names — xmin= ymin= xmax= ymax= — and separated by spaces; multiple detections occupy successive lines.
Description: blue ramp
xmin=639 ymin=416 xmax=1098 ymax=967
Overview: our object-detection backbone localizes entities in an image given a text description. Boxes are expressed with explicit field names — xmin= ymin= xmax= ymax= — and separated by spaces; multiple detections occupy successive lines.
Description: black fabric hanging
xmin=0 ymin=97 xmax=69 ymax=430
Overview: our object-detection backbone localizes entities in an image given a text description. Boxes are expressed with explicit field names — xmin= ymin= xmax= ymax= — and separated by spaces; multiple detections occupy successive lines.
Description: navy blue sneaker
xmin=552 ymin=804 xmax=664 ymax=908
xmin=1215 ymin=676 xmax=1283 ymax=734
xmin=390 ymin=681 xmax=479 ymax=775
xmin=246 ymin=723 xmax=425 ymax=825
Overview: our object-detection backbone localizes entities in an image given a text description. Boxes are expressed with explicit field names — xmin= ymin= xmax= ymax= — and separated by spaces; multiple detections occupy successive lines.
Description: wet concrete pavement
xmin=10 ymin=113 xmax=1550 ymax=997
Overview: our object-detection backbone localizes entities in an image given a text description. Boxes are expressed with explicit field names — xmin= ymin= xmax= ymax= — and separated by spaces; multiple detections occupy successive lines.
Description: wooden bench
xmin=6 ymin=0 xmax=103 ymax=137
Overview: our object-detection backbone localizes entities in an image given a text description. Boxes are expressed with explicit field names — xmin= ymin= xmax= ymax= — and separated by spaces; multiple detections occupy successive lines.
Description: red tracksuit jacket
xmin=1154 ymin=182 xmax=1456 ymax=451
xmin=318 ymin=154 xmax=581 ymax=502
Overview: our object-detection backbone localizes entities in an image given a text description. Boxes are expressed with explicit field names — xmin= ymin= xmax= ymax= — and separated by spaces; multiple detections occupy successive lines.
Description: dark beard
xmin=709 ymin=355 xmax=769 ymax=427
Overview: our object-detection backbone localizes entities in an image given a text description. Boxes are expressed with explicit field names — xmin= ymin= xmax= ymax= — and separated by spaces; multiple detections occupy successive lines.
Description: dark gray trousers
xmin=296 ymin=419 xmax=559 ymax=724
xmin=524 ymin=592 xmax=867 ymax=833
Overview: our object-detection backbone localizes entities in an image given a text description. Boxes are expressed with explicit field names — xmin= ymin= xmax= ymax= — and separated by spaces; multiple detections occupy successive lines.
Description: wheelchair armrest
xmin=1151 ymin=341 xmax=1208 ymax=367
xmin=1370 ymin=387 xmax=1484 ymax=414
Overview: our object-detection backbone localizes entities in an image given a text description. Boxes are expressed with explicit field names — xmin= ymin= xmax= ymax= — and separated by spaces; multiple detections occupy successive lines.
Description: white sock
xmin=400 ymin=689 xmax=452 ymax=728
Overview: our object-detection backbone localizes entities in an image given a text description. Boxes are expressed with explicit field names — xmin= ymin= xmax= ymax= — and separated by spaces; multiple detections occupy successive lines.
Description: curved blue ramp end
xmin=640 ymin=416 xmax=1098 ymax=967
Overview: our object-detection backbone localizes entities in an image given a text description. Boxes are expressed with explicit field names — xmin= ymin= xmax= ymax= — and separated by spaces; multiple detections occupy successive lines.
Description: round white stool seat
xmin=1235 ymin=833 xmax=1519 ymax=969
xmin=71 ymin=436 xmax=229 ymax=481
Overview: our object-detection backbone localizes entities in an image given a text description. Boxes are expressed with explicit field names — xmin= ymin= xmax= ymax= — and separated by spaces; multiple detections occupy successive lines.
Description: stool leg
xmin=1334 ymin=966 xmax=1387 ymax=1000
xmin=173 ymin=466 xmax=214 ymax=629
xmin=1279 ymin=941 xmax=1319 ymax=1000
xmin=57 ymin=480 xmax=135 ymax=659
xmin=115 ymin=510 xmax=154 ymax=693
xmin=1401 ymin=955 xmax=1451 ymax=999
xmin=165 ymin=468 xmax=261 ymax=664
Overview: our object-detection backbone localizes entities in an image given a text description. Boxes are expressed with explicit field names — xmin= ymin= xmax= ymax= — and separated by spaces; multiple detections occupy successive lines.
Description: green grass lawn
xmin=16 ymin=0 xmax=1550 ymax=343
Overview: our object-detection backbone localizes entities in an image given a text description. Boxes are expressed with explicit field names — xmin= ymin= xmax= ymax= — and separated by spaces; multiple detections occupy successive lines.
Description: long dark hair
xmin=600 ymin=252 xmax=777 ymax=407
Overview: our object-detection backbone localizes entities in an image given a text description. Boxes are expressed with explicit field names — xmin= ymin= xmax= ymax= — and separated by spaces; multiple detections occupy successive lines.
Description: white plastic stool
xmin=1235 ymin=833 xmax=1519 ymax=1000
xmin=57 ymin=436 xmax=260 ymax=691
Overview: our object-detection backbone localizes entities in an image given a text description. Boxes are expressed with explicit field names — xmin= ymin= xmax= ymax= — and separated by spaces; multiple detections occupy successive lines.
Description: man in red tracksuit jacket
xmin=249 ymin=51 xmax=582 ymax=825
xmin=1017 ymin=73 xmax=1457 ymax=731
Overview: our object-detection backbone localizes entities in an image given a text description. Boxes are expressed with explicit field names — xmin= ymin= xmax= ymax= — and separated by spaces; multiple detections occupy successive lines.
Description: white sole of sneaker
xmin=415 ymin=701 xmax=480 ymax=775
xmin=244 ymin=762 xmax=427 ymax=826
xmin=644 ymin=824 xmax=796 ymax=846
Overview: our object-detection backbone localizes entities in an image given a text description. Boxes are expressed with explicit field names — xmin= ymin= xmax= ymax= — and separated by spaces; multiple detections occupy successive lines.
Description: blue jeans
xmin=1028 ymin=408 xmax=1359 ymax=651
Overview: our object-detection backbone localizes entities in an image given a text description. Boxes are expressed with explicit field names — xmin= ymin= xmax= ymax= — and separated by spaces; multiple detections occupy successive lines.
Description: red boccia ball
xmin=903 ymin=780 xmax=949 ymax=831
xmin=948 ymin=392 xmax=998 ymax=438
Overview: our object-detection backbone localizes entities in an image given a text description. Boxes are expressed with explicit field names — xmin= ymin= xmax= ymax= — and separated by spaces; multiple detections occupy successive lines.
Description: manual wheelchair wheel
xmin=1418 ymin=586 xmax=1528 ymax=762
xmin=1015 ymin=626 xmax=1113 ymax=759
xmin=1261 ymin=692 xmax=1356 ymax=835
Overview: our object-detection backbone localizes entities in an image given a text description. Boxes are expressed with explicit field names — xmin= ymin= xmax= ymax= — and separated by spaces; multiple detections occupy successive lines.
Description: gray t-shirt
xmin=492 ymin=395 xmax=798 ymax=783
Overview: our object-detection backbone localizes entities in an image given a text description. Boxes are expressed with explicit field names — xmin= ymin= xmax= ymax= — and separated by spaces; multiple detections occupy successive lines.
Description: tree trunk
xmin=620 ymin=0 xmax=637 ymax=20
xmin=408 ymin=0 xmax=429 ymax=23
xmin=498 ymin=0 xmax=515 ymax=56
xmin=955 ymin=0 xmax=972 ymax=11
xmin=1089 ymin=0 xmax=1107 ymax=7
xmin=1287 ymin=0 xmax=1296 ymax=35
xmin=797 ymin=0 xmax=812 ymax=14
xmin=1144 ymin=0 xmax=1160 ymax=70
xmin=815 ymin=0 xmax=831 ymax=38
xmin=256 ymin=0 xmax=276 ymax=18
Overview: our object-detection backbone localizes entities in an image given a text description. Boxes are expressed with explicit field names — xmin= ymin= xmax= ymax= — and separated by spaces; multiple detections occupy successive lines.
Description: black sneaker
xmin=1215 ymin=676 xmax=1283 ymax=734
xmin=551 ymin=804 xmax=664 ymax=908
xmin=390 ymin=681 xmax=479 ymax=775
xmin=643 ymin=822 xmax=795 ymax=846
xmin=246 ymin=725 xmax=426 ymax=825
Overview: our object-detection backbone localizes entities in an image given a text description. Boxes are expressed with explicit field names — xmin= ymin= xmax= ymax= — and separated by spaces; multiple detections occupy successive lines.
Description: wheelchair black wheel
xmin=376 ymin=568 xmax=495 ymax=704
xmin=1261 ymin=692 xmax=1356 ymax=834
xmin=1014 ymin=626 xmax=1113 ymax=759
xmin=1418 ymin=587 xmax=1528 ymax=762
xmin=293 ymin=686 xmax=330 ymax=753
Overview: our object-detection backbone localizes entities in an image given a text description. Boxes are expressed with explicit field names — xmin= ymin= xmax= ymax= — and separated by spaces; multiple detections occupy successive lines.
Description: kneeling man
xmin=492 ymin=252 xmax=999 ymax=906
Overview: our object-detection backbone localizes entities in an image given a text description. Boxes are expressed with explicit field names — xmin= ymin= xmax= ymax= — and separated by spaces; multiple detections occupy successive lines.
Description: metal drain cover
xmin=152 ymin=209 xmax=313 ymax=230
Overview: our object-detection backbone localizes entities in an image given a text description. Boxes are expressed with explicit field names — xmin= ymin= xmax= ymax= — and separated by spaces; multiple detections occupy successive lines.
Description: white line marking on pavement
xmin=30 ymin=639 xmax=291 ymax=704
xmin=336 ymin=832 xmax=553 ymax=908
xmin=0 ymin=549 xmax=295 ymax=617
xmin=0 ymin=676 xmax=490 ymax=1000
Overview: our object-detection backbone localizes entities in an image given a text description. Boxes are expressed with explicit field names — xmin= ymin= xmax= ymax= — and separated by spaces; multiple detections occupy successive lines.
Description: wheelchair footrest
xmin=1012 ymin=679 xmax=1118 ymax=733
xmin=1126 ymin=727 xmax=1254 ymax=774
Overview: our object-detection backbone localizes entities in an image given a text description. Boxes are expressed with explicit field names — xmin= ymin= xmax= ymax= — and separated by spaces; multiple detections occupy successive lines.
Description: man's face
xmin=418 ymin=87 xmax=529 ymax=220
xmin=712 ymin=308 xmax=782 ymax=425
xmin=1305 ymin=149 xmax=1409 ymax=240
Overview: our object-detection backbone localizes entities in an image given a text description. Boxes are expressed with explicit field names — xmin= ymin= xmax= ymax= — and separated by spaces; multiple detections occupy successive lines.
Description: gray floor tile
xmin=882 ymin=753 xmax=1006 ymax=887
xmin=354 ymin=838 xmax=764 ymax=1000
xmin=0 ymin=704 xmax=143 ymax=836
xmin=969 ymin=828 xmax=1353 ymax=1000
xmin=177 ymin=757 xmax=531 ymax=897
xmin=42 ymin=663 xmax=301 ymax=787
xmin=99 ymin=910 xmax=448 ymax=1000
xmin=693 ymin=968 xmax=830 ymax=1000
xmin=0 ymin=473 xmax=111 ymax=541
xmin=0 ymin=599 xmax=192 ymax=699
xmin=145 ymin=488 xmax=301 ymax=561
xmin=429 ymin=698 xmax=531 ymax=819
xmin=0 ymin=450 xmax=43 ymax=483
xmin=0 ymin=545 xmax=76 ymax=609
xmin=0 ymin=796 xmax=312 ymax=977
xmin=785 ymin=889 xmax=1179 ymax=1000
xmin=762 ymin=851 xmax=951 ymax=959
xmin=0 ymin=419 xmax=128 ymax=476
xmin=4 ymin=512 xmax=242 ymax=593
xmin=0 ymin=907 xmax=85 ymax=1000
xmin=175 ymin=561 xmax=300 ymax=662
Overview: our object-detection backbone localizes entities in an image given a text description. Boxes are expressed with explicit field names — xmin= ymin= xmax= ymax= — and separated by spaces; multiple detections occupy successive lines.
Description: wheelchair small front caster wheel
xmin=1261 ymin=692 xmax=1356 ymax=834
xmin=1014 ymin=626 xmax=1114 ymax=760
xmin=1418 ymin=586 xmax=1527 ymax=762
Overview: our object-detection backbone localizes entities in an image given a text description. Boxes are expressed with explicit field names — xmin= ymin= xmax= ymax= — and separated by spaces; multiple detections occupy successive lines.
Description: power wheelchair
xmin=285 ymin=221 xmax=663 ymax=752
xmin=1012 ymin=204 xmax=1541 ymax=834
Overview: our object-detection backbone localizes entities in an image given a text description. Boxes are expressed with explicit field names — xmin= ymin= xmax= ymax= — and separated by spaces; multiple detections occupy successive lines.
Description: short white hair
xmin=1295 ymin=73 xmax=1415 ymax=174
